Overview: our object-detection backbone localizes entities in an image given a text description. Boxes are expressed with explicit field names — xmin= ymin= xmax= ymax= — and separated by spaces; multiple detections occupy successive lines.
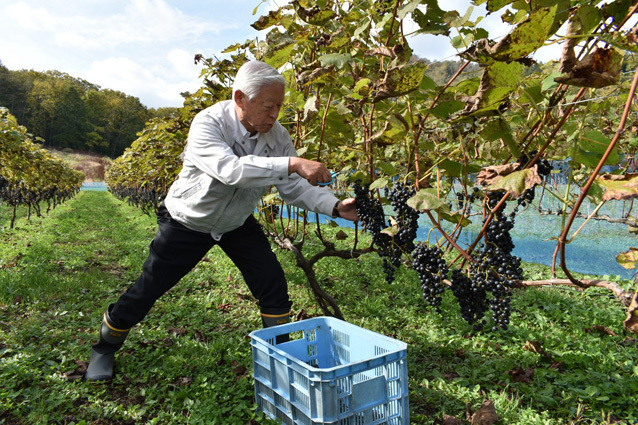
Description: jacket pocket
xmin=176 ymin=181 xmax=203 ymax=199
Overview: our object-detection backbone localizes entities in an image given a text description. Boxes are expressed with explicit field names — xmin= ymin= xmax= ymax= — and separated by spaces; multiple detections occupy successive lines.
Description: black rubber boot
xmin=260 ymin=309 xmax=291 ymax=344
xmin=85 ymin=307 xmax=130 ymax=382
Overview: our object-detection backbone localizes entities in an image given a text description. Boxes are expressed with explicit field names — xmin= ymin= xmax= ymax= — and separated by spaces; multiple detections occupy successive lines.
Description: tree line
xmin=0 ymin=61 xmax=178 ymax=158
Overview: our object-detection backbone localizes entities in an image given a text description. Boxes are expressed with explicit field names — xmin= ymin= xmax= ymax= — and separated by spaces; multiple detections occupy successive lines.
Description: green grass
xmin=1 ymin=191 xmax=638 ymax=424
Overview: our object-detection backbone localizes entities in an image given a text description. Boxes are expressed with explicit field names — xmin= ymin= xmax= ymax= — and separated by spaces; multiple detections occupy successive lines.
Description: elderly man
xmin=86 ymin=60 xmax=358 ymax=381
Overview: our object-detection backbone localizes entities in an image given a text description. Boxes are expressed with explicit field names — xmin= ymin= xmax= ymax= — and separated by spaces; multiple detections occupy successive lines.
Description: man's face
xmin=235 ymin=83 xmax=285 ymax=135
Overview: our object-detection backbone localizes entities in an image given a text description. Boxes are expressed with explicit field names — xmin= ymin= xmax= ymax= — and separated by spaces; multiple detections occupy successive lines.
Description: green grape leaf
xmin=438 ymin=159 xmax=481 ymax=178
xmin=397 ymin=0 xmax=421 ymax=20
xmin=369 ymin=177 xmax=389 ymax=191
xmin=408 ymin=188 xmax=446 ymax=211
xmin=430 ymin=100 xmax=465 ymax=119
xmin=353 ymin=20 xmax=371 ymax=40
xmin=603 ymin=0 xmax=636 ymax=25
xmin=411 ymin=4 xmax=449 ymax=36
xmin=264 ymin=43 xmax=294 ymax=69
xmin=486 ymin=0 xmax=515 ymax=13
xmin=571 ymin=4 xmax=602 ymax=36
xmin=463 ymin=61 xmax=524 ymax=115
xmin=440 ymin=210 xmax=472 ymax=227
xmin=570 ymin=130 xmax=619 ymax=169
xmin=318 ymin=53 xmax=351 ymax=70
xmin=351 ymin=78 xmax=371 ymax=100
xmin=420 ymin=74 xmax=438 ymax=91
xmin=480 ymin=117 xmax=521 ymax=158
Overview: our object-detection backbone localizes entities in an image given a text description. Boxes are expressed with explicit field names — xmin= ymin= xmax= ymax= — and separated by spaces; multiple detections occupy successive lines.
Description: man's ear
xmin=234 ymin=90 xmax=246 ymax=109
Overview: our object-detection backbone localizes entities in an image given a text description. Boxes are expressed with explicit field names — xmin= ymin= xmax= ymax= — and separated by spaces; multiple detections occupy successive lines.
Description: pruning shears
xmin=318 ymin=170 xmax=341 ymax=186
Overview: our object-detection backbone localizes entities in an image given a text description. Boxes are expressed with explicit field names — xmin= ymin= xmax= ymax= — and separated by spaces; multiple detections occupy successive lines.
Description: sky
xmin=0 ymin=0 xmax=565 ymax=109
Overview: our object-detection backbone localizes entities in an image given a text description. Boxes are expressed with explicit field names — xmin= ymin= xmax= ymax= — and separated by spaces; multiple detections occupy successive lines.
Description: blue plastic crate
xmin=249 ymin=317 xmax=409 ymax=424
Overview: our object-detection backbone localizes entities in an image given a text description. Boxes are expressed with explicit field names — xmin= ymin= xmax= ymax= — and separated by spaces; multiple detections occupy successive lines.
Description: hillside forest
xmin=0 ymin=62 xmax=178 ymax=158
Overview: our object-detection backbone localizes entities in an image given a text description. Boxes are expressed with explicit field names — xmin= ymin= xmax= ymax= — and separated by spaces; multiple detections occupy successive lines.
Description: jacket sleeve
xmin=183 ymin=113 xmax=289 ymax=188
xmin=275 ymin=138 xmax=340 ymax=217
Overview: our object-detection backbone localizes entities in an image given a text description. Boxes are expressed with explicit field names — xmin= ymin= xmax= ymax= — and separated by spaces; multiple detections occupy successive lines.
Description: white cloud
xmin=82 ymin=56 xmax=197 ymax=107
xmin=166 ymin=49 xmax=200 ymax=80
xmin=4 ymin=2 xmax=55 ymax=31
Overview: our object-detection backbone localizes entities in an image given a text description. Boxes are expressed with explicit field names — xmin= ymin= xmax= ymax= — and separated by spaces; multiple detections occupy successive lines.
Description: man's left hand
xmin=336 ymin=198 xmax=359 ymax=222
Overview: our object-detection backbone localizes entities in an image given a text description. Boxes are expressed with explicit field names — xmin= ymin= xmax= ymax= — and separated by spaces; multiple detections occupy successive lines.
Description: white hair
xmin=232 ymin=61 xmax=286 ymax=101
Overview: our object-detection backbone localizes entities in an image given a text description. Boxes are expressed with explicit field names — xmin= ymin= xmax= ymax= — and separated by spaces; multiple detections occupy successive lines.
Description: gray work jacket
xmin=165 ymin=100 xmax=338 ymax=239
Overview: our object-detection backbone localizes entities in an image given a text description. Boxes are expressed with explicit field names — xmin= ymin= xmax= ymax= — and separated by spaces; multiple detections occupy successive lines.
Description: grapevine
xmin=0 ymin=108 xmax=84 ymax=227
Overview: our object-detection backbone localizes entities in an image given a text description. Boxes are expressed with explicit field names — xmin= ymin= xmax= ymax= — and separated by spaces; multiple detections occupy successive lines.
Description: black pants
xmin=109 ymin=203 xmax=292 ymax=329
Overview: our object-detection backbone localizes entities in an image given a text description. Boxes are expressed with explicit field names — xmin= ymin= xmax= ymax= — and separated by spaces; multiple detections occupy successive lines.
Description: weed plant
xmin=1 ymin=191 xmax=637 ymax=424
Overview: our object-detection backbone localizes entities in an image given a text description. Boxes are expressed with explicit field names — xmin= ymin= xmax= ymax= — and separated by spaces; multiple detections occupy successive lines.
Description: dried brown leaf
xmin=476 ymin=163 xmax=520 ymax=186
xmin=335 ymin=230 xmax=348 ymax=240
xmin=585 ymin=324 xmax=617 ymax=336
xmin=623 ymin=288 xmax=638 ymax=334
xmin=168 ymin=326 xmax=187 ymax=336
xmin=523 ymin=340 xmax=552 ymax=358
xmin=217 ymin=302 xmax=232 ymax=313
xmin=443 ymin=414 xmax=464 ymax=425
xmin=555 ymin=47 xmax=623 ymax=88
xmin=477 ymin=164 xmax=541 ymax=198
xmin=366 ymin=47 xmax=394 ymax=58
xmin=508 ymin=366 xmax=535 ymax=383
xmin=470 ymin=399 xmax=499 ymax=425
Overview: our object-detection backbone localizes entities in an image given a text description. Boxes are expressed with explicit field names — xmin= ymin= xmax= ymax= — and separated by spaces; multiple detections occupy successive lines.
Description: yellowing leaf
xmin=352 ymin=78 xmax=371 ymax=100
xmin=489 ymin=5 xmax=557 ymax=62
xmin=617 ymin=247 xmax=638 ymax=270
xmin=477 ymin=164 xmax=541 ymax=198
xmin=597 ymin=173 xmax=638 ymax=201
xmin=251 ymin=9 xmax=284 ymax=30
xmin=381 ymin=225 xmax=398 ymax=236
xmin=373 ymin=62 xmax=429 ymax=102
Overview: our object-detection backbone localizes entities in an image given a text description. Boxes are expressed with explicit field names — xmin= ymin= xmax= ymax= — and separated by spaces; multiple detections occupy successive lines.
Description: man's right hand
xmin=288 ymin=157 xmax=332 ymax=186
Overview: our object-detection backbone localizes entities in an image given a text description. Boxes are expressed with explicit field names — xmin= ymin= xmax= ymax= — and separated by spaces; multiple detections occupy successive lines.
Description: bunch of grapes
xmin=353 ymin=180 xmax=388 ymax=249
xmin=375 ymin=0 xmax=394 ymax=16
xmin=464 ymin=191 xmax=523 ymax=330
xmin=447 ymin=190 xmax=524 ymax=331
xmin=449 ymin=268 xmax=488 ymax=330
xmin=456 ymin=187 xmax=480 ymax=210
xmin=386 ymin=181 xmax=419 ymax=259
xmin=412 ymin=244 xmax=449 ymax=312
xmin=518 ymin=150 xmax=553 ymax=176
xmin=354 ymin=180 xmax=420 ymax=284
